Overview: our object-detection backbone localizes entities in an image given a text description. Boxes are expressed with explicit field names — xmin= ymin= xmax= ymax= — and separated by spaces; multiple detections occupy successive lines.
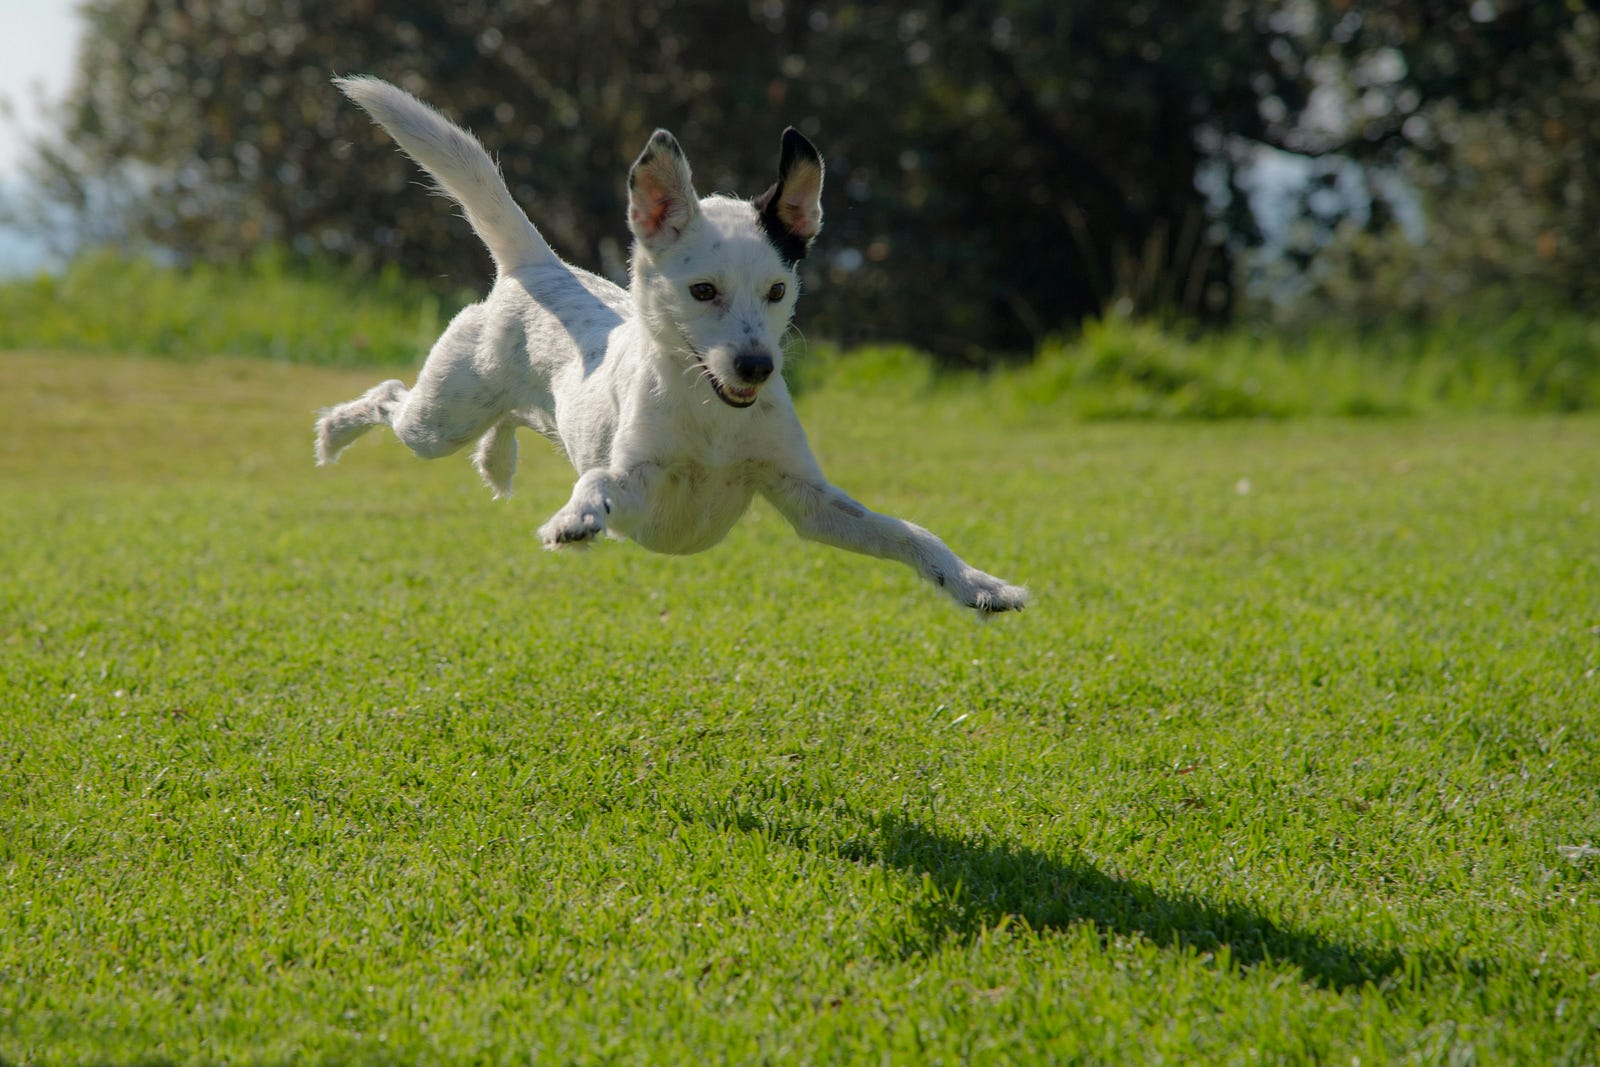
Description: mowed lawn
xmin=2 ymin=349 xmax=1597 ymax=1065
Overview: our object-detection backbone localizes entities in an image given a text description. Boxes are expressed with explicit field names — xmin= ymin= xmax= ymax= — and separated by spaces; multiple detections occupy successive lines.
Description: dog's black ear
xmin=628 ymin=129 xmax=700 ymax=252
xmin=754 ymin=127 xmax=824 ymax=265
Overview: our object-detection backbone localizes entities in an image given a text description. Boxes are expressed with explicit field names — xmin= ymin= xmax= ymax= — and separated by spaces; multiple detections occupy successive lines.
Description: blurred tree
xmin=13 ymin=0 xmax=1593 ymax=363
xmin=1270 ymin=10 xmax=1600 ymax=321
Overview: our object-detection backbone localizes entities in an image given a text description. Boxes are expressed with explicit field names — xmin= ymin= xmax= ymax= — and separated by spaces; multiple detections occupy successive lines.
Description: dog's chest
xmin=627 ymin=458 xmax=761 ymax=555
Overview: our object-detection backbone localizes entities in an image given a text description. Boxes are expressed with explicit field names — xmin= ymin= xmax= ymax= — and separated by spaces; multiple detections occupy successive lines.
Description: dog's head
xmin=627 ymin=127 xmax=824 ymax=409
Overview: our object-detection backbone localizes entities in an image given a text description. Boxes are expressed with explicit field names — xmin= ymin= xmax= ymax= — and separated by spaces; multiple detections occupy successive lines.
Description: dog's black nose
xmin=733 ymin=350 xmax=774 ymax=384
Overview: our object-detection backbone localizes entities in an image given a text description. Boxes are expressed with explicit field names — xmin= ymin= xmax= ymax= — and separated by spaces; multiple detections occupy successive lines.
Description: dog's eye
xmin=766 ymin=282 xmax=786 ymax=303
xmin=689 ymin=282 xmax=718 ymax=302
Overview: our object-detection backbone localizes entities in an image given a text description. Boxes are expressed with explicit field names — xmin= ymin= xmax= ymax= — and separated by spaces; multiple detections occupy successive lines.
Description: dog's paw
xmin=538 ymin=505 xmax=606 ymax=549
xmin=948 ymin=567 xmax=1029 ymax=617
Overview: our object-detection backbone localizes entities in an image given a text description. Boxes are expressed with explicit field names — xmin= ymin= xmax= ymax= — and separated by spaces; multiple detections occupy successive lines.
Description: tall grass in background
xmin=2 ymin=251 xmax=1597 ymax=416
xmin=0 ymin=248 xmax=466 ymax=367
xmin=999 ymin=312 xmax=1600 ymax=418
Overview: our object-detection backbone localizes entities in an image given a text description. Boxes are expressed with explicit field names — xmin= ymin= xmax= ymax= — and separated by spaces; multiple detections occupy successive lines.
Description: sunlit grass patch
xmin=1 ymin=350 xmax=1598 ymax=1065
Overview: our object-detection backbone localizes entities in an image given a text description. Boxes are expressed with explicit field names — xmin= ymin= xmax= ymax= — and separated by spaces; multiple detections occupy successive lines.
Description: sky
xmin=0 ymin=0 xmax=81 ymax=272
xmin=0 ymin=0 xmax=81 ymax=177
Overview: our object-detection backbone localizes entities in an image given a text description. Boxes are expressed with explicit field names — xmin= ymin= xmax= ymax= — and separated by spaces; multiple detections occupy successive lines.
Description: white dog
xmin=315 ymin=77 xmax=1027 ymax=615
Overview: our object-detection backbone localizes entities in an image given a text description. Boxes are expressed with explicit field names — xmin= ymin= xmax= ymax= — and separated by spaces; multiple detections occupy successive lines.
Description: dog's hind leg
xmin=314 ymin=379 xmax=408 ymax=465
xmin=381 ymin=302 xmax=515 ymax=462
xmin=315 ymin=373 xmax=506 ymax=468
xmin=316 ymin=301 xmax=513 ymax=468
xmin=473 ymin=420 xmax=519 ymax=499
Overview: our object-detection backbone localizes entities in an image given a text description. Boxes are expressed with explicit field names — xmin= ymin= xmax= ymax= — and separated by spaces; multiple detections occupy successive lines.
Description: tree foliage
xmin=1274 ymin=10 xmax=1600 ymax=321
xmin=16 ymin=0 xmax=1594 ymax=363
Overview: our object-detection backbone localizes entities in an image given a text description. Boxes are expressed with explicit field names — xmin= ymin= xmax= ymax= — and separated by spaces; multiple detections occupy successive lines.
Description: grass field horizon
xmin=3 ymin=346 xmax=1598 ymax=1064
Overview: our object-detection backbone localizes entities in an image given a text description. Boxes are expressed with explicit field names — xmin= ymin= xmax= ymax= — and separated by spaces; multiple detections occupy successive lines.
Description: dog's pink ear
xmin=754 ymin=128 xmax=824 ymax=265
xmin=628 ymin=130 xmax=699 ymax=250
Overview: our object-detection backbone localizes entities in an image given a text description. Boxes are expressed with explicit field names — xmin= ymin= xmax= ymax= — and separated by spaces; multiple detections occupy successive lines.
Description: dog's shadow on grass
xmin=697 ymin=792 xmax=1406 ymax=992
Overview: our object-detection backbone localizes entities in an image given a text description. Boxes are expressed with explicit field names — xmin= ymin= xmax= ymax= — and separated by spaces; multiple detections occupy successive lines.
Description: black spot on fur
xmin=754 ymin=127 xmax=823 ymax=266
xmin=630 ymin=131 xmax=684 ymax=188
xmin=654 ymin=131 xmax=685 ymax=159
xmin=755 ymin=188 xmax=812 ymax=266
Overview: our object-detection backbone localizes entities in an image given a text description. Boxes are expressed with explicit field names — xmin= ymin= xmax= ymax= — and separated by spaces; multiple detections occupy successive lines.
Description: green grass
xmin=999 ymin=312 xmax=1600 ymax=418
xmin=2 ymin=349 xmax=1599 ymax=1065
xmin=3 ymin=252 xmax=1598 ymax=415
xmin=0 ymin=250 xmax=465 ymax=367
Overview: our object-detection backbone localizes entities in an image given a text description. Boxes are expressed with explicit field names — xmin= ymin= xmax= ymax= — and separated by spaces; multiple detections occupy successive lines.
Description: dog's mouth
xmin=701 ymin=363 xmax=760 ymax=408
xmin=678 ymin=329 xmax=761 ymax=409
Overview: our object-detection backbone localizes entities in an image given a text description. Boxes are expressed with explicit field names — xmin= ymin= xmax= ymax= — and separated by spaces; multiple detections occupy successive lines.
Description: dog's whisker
xmin=784 ymin=322 xmax=808 ymax=353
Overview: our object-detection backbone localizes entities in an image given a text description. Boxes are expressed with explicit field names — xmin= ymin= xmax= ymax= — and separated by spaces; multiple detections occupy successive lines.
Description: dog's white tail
xmin=335 ymin=75 xmax=554 ymax=275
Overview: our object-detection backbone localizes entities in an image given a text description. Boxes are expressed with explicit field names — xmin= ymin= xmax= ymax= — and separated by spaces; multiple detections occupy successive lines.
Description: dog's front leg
xmin=763 ymin=473 xmax=1028 ymax=615
xmin=538 ymin=465 xmax=653 ymax=549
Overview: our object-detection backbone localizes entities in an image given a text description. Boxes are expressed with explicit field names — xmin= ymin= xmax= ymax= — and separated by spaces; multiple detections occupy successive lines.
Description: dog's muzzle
xmin=703 ymin=347 xmax=775 ymax=408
